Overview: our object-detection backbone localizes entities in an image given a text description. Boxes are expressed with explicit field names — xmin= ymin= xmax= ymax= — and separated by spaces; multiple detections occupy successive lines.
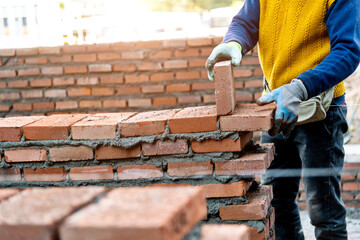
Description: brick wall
xmin=0 ymin=102 xmax=276 ymax=239
xmin=0 ymin=37 xmax=263 ymax=117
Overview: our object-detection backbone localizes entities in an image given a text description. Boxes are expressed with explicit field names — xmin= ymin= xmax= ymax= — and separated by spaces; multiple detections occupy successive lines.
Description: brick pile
xmin=0 ymin=101 xmax=276 ymax=239
xmin=0 ymin=37 xmax=263 ymax=117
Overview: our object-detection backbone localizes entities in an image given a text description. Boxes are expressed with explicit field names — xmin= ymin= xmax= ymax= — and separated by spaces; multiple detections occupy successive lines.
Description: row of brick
xmin=0 ymin=104 xmax=275 ymax=141
xmin=0 ymin=185 xmax=272 ymax=240
xmin=0 ymin=148 xmax=271 ymax=182
xmin=0 ymin=37 xmax=257 ymax=57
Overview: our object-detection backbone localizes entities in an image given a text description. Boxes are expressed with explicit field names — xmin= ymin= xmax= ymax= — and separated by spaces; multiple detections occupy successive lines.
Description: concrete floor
xmin=300 ymin=208 xmax=360 ymax=240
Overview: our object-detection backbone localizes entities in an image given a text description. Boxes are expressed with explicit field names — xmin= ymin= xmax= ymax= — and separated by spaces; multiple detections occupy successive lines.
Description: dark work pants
xmin=261 ymin=105 xmax=348 ymax=240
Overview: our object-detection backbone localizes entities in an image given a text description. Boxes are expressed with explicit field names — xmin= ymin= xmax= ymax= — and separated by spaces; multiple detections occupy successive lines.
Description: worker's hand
xmin=257 ymin=79 xmax=308 ymax=136
xmin=206 ymin=41 xmax=242 ymax=81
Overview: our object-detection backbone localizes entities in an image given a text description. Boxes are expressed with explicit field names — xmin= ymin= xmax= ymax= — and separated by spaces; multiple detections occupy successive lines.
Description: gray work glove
xmin=206 ymin=41 xmax=242 ymax=81
xmin=257 ymin=79 xmax=309 ymax=136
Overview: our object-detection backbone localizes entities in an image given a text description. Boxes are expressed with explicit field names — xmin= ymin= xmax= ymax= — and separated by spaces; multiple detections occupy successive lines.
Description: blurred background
xmin=0 ymin=0 xmax=244 ymax=48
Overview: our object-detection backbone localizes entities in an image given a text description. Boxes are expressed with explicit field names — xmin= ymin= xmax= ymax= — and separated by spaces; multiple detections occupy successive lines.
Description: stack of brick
xmin=0 ymin=100 xmax=276 ymax=239
xmin=0 ymin=37 xmax=263 ymax=117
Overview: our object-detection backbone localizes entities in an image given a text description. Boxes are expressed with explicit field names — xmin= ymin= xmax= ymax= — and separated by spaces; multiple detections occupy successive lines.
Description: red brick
xmin=64 ymin=65 xmax=88 ymax=74
xmin=192 ymin=82 xmax=215 ymax=91
xmin=86 ymin=44 xmax=111 ymax=52
xmin=4 ymin=57 xmax=24 ymax=66
xmin=201 ymin=224 xmax=250 ymax=240
xmin=219 ymin=185 xmax=272 ymax=220
xmin=63 ymin=45 xmax=87 ymax=53
xmin=89 ymin=64 xmax=112 ymax=73
xmin=163 ymin=39 xmax=187 ymax=48
xmin=0 ymin=168 xmax=21 ymax=182
xmin=71 ymin=112 xmax=135 ymax=140
xmin=18 ymin=68 xmax=40 ymax=76
xmin=128 ymin=98 xmax=151 ymax=107
xmin=38 ymin=46 xmax=61 ymax=54
xmin=73 ymin=53 xmax=97 ymax=62
xmin=95 ymin=146 xmax=140 ymax=160
xmin=187 ymin=37 xmax=212 ymax=47
xmin=56 ymin=101 xmax=78 ymax=110
xmin=30 ymin=78 xmax=52 ymax=87
xmin=220 ymin=104 xmax=276 ymax=132
xmin=138 ymin=62 xmax=162 ymax=71
xmin=202 ymin=180 xmax=253 ymax=198
xmin=176 ymin=71 xmax=200 ymax=80
xmin=135 ymin=40 xmax=162 ymax=49
xmin=149 ymin=50 xmax=172 ymax=59
xmin=77 ymin=76 xmax=99 ymax=85
xmin=121 ymin=51 xmax=145 ymax=60
xmin=8 ymin=80 xmax=28 ymax=88
xmin=235 ymin=81 xmax=244 ymax=89
xmin=44 ymin=89 xmax=66 ymax=98
xmin=49 ymin=146 xmax=93 ymax=162
xmin=117 ymin=86 xmax=141 ymax=95
xmin=79 ymin=100 xmax=102 ymax=108
xmin=253 ymin=68 xmax=264 ymax=76
xmin=113 ymin=63 xmax=137 ymax=72
xmin=200 ymin=47 xmax=213 ymax=57
xmin=0 ymin=189 xmax=20 ymax=201
xmin=341 ymin=172 xmax=356 ymax=181
xmin=174 ymin=49 xmax=200 ymax=57
xmin=41 ymin=66 xmax=63 ymax=75
xmin=0 ymin=187 xmax=106 ymax=240
xmin=236 ymin=93 xmax=254 ymax=102
xmin=142 ymin=139 xmax=189 ymax=156
xmin=0 ymin=81 xmax=5 ymax=88
xmin=215 ymin=152 xmax=269 ymax=176
xmin=125 ymin=74 xmax=149 ymax=84
xmin=69 ymin=166 xmax=114 ymax=180
xmin=23 ymin=168 xmax=66 ymax=182
xmin=153 ymin=97 xmax=177 ymax=106
xmin=0 ymin=49 xmax=15 ymax=56
xmin=49 ymin=55 xmax=72 ymax=63
xmin=99 ymin=75 xmax=124 ymax=84
xmin=67 ymin=88 xmax=91 ymax=96
xmin=163 ymin=60 xmax=187 ymax=69
xmin=192 ymin=132 xmax=253 ymax=153
xmin=215 ymin=61 xmax=236 ymax=116
xmin=169 ymin=105 xmax=217 ymax=133
xmin=0 ymin=92 xmax=20 ymax=100
xmin=60 ymin=186 xmax=206 ymax=240
xmin=234 ymin=69 xmax=252 ymax=78
xmin=0 ymin=104 xmax=10 ymax=111
xmin=341 ymin=192 xmax=354 ymax=201
xmin=189 ymin=58 xmax=206 ymax=67
xmin=342 ymin=182 xmax=360 ymax=191
xmin=32 ymin=102 xmax=55 ymax=110
xmin=117 ymin=164 xmax=163 ymax=180
xmin=25 ymin=57 xmax=47 ymax=65
xmin=141 ymin=84 xmax=164 ymax=93
xmin=21 ymin=90 xmax=43 ymax=99
xmin=92 ymin=87 xmax=115 ymax=96
xmin=120 ymin=109 xmax=178 ymax=137
xmin=166 ymin=83 xmax=191 ymax=92
xmin=103 ymin=100 xmax=127 ymax=108
xmin=24 ymin=114 xmax=87 ymax=140
xmin=5 ymin=148 xmax=47 ymax=163
xmin=241 ymin=56 xmax=260 ymax=65
xmin=244 ymin=79 xmax=263 ymax=88
xmin=150 ymin=72 xmax=174 ymax=82
xmin=167 ymin=160 xmax=213 ymax=177
xmin=0 ymin=116 xmax=44 ymax=141
xmin=111 ymin=42 xmax=135 ymax=50
xmin=13 ymin=103 xmax=32 ymax=111
xmin=178 ymin=95 xmax=202 ymax=104
xmin=16 ymin=48 xmax=38 ymax=56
